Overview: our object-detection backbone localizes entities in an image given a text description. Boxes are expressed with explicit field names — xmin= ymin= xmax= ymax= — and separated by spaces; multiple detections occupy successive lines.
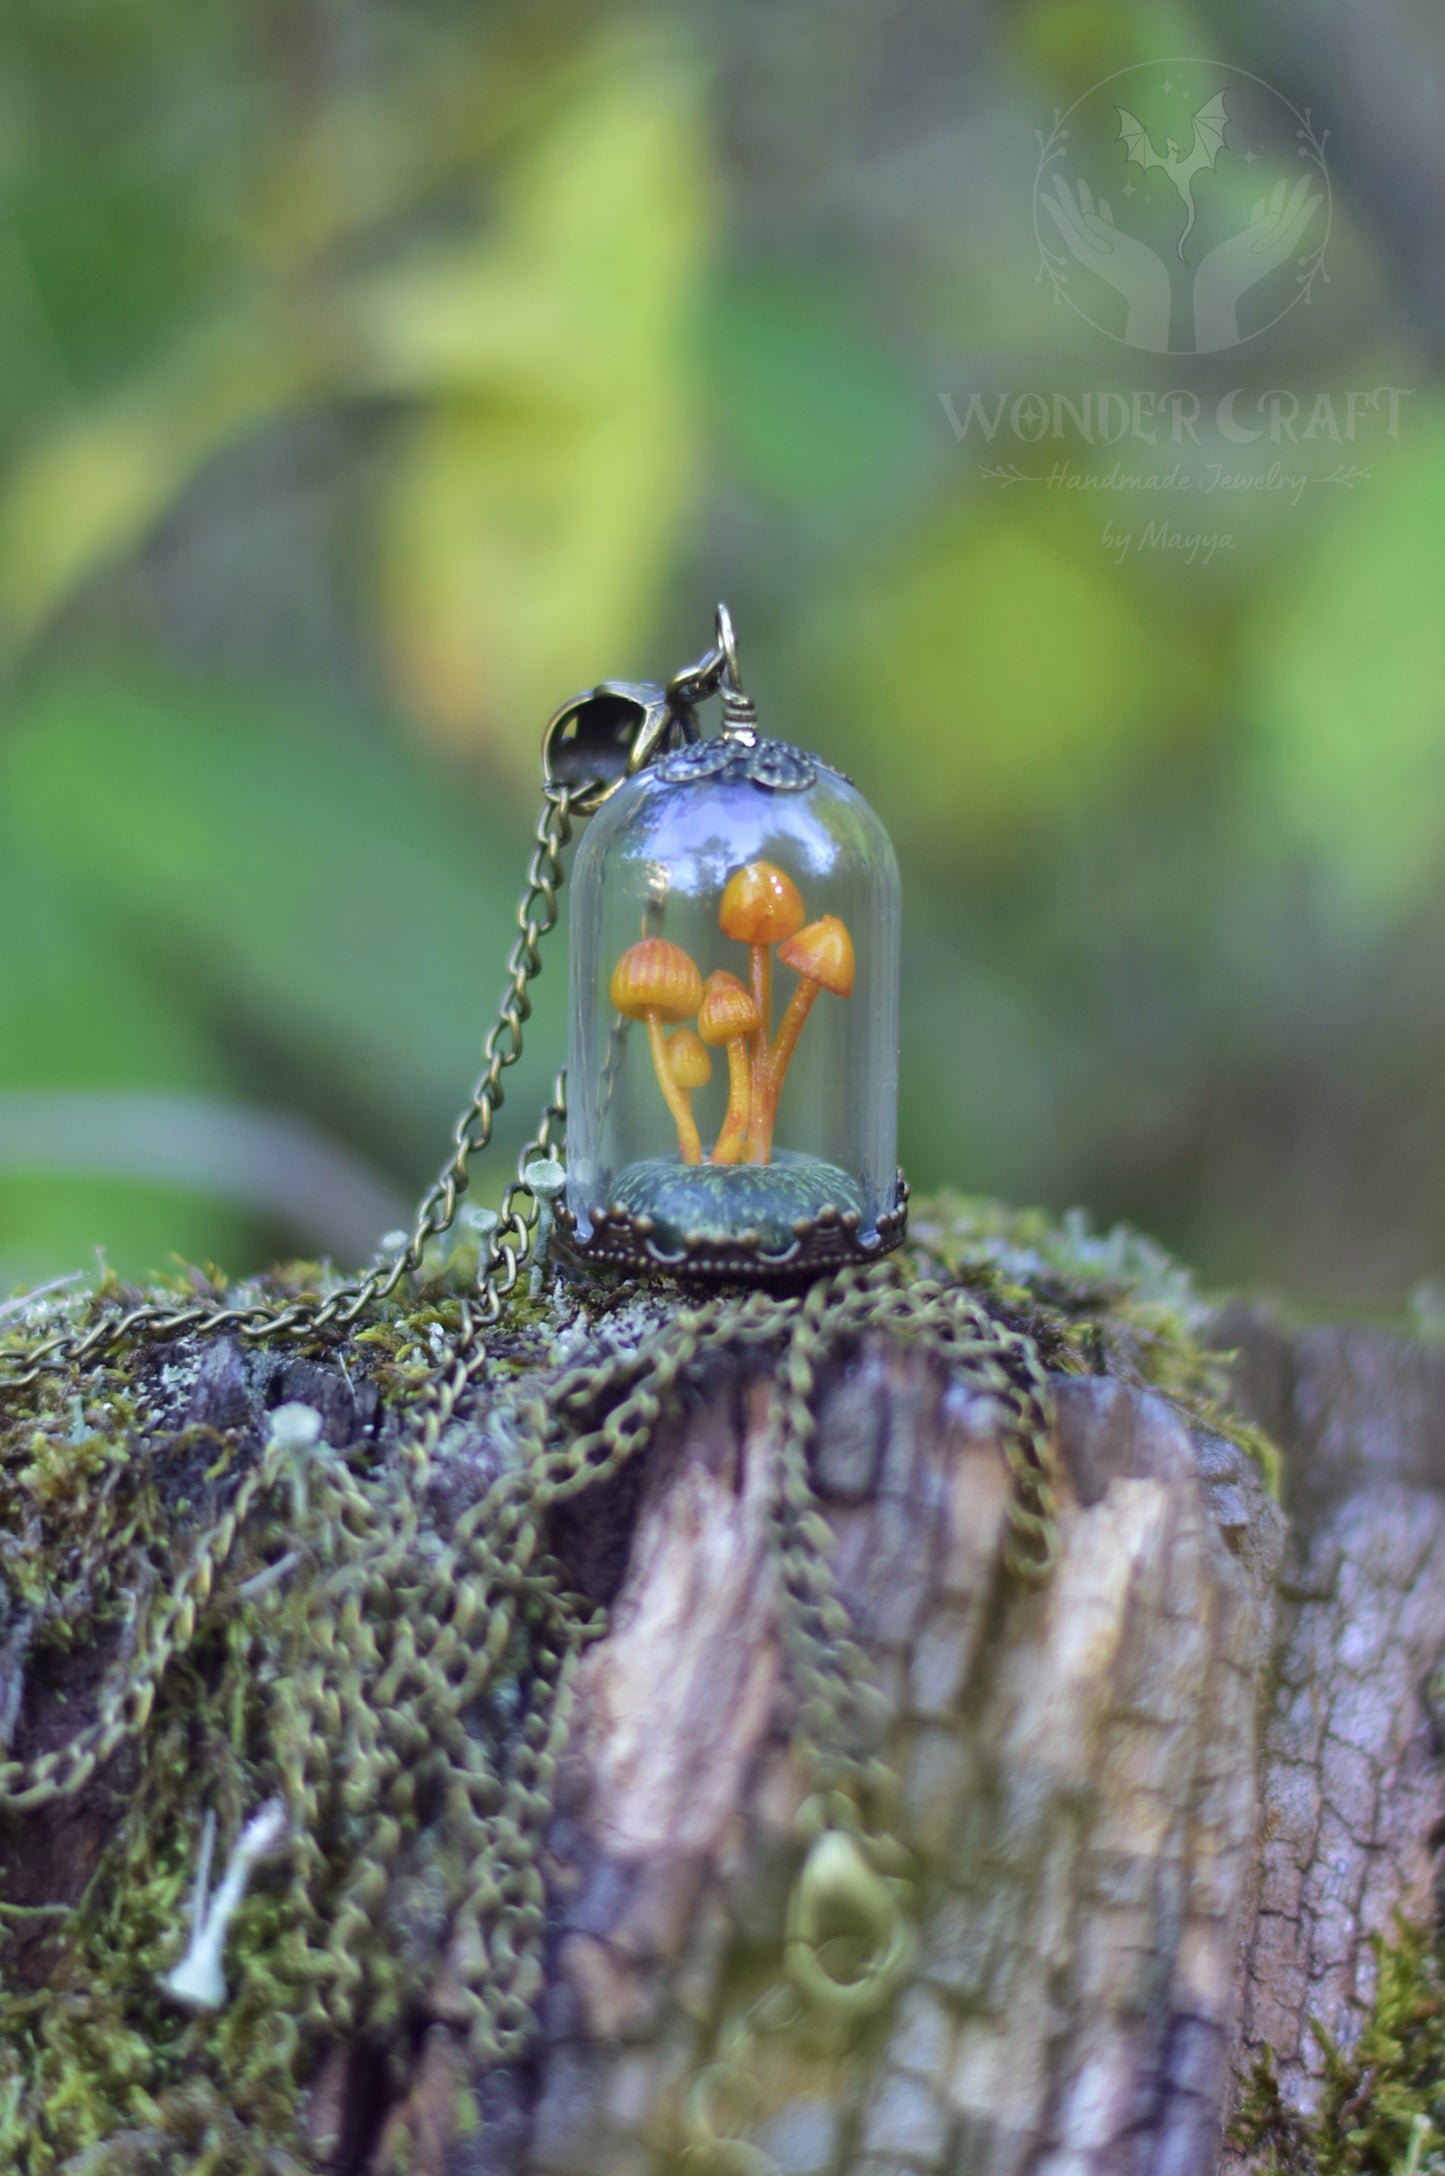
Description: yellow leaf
xmin=368 ymin=33 xmax=711 ymax=768
xmin=0 ymin=317 xmax=315 ymax=647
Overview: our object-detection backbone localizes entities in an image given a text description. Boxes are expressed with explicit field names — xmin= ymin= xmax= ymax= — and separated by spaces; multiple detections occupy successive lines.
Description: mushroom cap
xmin=523 ymin=1157 xmax=568 ymax=1202
xmin=665 ymin=1026 xmax=712 ymax=1090
xmin=698 ymin=971 xmax=762 ymax=1046
xmin=719 ymin=860 xmax=805 ymax=946
xmin=777 ymin=914 xmax=855 ymax=997
xmin=609 ymin=938 xmax=702 ymax=1022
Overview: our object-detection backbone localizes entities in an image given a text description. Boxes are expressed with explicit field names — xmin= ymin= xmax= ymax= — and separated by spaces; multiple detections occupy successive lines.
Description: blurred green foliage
xmin=1 ymin=0 xmax=1443 ymax=1304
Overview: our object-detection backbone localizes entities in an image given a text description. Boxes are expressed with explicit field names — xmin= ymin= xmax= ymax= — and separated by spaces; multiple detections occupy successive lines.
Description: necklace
xmin=0 ymin=608 xmax=1061 ymax=2176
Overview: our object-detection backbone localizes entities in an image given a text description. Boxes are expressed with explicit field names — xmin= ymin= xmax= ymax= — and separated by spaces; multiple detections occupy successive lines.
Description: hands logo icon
xmin=1033 ymin=63 xmax=1329 ymax=353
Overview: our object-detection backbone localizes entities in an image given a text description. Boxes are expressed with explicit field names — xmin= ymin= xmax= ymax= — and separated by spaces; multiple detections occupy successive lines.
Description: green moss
xmin=0 ymin=1196 xmax=1286 ymax=2170
xmin=1233 ymin=1921 xmax=1445 ymax=2173
xmin=611 ymin=1152 xmax=865 ymax=1250
xmin=0 ymin=1248 xmax=519 ymax=2168
xmin=908 ymin=1193 xmax=1282 ymax=1492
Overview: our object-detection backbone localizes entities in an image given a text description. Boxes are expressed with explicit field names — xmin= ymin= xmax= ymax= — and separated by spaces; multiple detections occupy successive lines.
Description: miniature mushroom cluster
xmin=608 ymin=860 xmax=854 ymax=1167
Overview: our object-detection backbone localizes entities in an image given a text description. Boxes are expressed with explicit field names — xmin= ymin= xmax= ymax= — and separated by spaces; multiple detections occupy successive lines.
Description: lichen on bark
xmin=0 ymin=1200 xmax=1438 ymax=2176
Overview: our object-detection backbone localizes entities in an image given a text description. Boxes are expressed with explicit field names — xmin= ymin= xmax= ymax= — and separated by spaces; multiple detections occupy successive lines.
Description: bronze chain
xmin=0 ymin=786 xmax=577 ymax=1399
xmin=0 ymin=683 xmax=1062 ymax=2170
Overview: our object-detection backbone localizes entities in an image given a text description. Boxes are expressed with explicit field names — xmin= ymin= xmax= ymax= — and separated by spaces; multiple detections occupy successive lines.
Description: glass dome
xmin=558 ymin=730 xmax=905 ymax=1277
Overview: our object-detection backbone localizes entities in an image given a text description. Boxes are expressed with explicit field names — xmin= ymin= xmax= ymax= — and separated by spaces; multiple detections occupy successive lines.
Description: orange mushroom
xmin=610 ymin=938 xmax=704 ymax=1162
xmin=697 ymin=971 xmax=760 ymax=1165
xmin=665 ymin=1026 xmax=712 ymax=1155
xmin=751 ymin=914 xmax=855 ymax=1160
xmin=718 ymin=860 xmax=804 ymax=1136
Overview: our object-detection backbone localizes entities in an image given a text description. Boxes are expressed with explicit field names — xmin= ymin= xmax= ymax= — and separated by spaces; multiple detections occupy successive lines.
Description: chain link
xmin=0 ymin=691 xmax=1064 ymax=2167
xmin=0 ymin=787 xmax=576 ymax=1398
xmin=675 ymin=1267 xmax=1060 ymax=2172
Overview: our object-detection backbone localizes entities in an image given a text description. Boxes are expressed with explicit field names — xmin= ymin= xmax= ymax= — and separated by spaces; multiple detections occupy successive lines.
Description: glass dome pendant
xmin=542 ymin=605 xmax=906 ymax=1280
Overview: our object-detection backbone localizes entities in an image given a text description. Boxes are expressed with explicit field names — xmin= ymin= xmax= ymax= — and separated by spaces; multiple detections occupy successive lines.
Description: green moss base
xmin=609 ymin=1151 xmax=866 ymax=1253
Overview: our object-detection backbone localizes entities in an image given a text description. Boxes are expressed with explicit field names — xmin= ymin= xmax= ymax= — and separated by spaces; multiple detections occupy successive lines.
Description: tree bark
xmin=1216 ymin=1308 xmax=1445 ymax=2161
xmin=494 ymin=1352 xmax=1290 ymax=2176
xmin=4 ymin=1302 xmax=1445 ymax=2175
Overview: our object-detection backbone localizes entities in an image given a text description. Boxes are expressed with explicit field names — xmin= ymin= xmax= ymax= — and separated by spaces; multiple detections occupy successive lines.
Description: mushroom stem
xmin=744 ymin=946 xmax=772 ymax=1162
xmin=770 ymin=977 xmax=821 ymax=1096
xmin=712 ymin=1038 xmax=753 ymax=1165
xmin=754 ymin=916 xmax=855 ymax=1160
xmin=161 ymin=1799 xmax=287 ymax=2012
xmin=647 ymin=1012 xmax=702 ymax=1163
xmin=751 ymin=978 xmax=819 ymax=1160
xmin=718 ymin=862 xmax=803 ymax=1167
xmin=523 ymin=1158 xmax=567 ymax=1296
xmin=750 ymin=945 xmax=771 ymax=1086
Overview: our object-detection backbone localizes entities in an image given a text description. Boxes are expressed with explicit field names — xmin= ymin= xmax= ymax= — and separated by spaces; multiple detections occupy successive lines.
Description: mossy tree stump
xmin=1 ymin=1205 xmax=1442 ymax=2176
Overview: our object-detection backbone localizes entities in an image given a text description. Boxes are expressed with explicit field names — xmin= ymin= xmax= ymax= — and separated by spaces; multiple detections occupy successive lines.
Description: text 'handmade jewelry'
xmin=544 ymin=605 xmax=907 ymax=1279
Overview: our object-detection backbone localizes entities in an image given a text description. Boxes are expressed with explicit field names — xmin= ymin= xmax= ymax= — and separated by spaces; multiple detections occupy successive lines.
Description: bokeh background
xmin=2 ymin=0 xmax=1443 ymax=1308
